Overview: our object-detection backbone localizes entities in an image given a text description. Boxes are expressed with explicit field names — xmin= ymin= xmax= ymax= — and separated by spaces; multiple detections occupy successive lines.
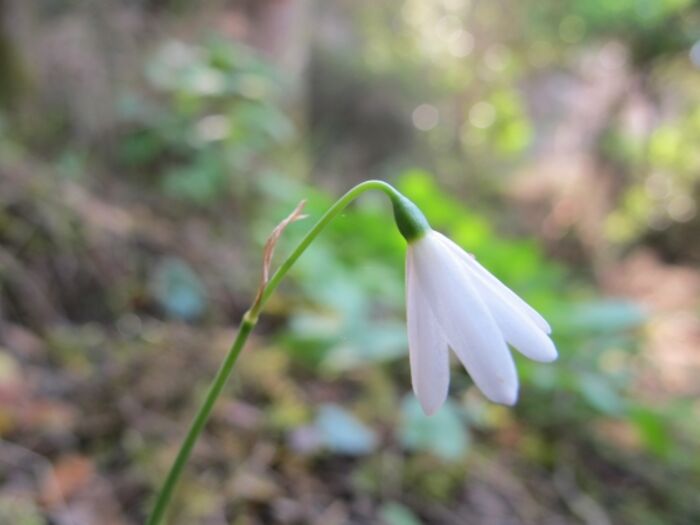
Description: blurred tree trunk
xmin=0 ymin=0 xmax=28 ymax=112
xmin=0 ymin=0 xmax=310 ymax=142
xmin=1 ymin=0 xmax=147 ymax=141
xmin=0 ymin=0 xmax=23 ymax=109
xmin=247 ymin=0 xmax=309 ymax=98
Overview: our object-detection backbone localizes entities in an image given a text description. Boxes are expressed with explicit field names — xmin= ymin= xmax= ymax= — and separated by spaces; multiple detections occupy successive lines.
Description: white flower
xmin=405 ymin=230 xmax=557 ymax=415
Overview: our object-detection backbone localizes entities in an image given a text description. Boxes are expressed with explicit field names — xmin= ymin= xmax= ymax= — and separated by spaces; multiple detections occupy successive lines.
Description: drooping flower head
xmin=391 ymin=193 xmax=557 ymax=415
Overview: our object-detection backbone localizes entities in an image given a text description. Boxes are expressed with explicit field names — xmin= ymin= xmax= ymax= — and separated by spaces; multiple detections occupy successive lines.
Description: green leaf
xmin=379 ymin=502 xmax=423 ymax=525
xmin=322 ymin=321 xmax=407 ymax=371
xmin=398 ymin=396 xmax=469 ymax=461
xmin=151 ymin=257 xmax=206 ymax=320
xmin=556 ymin=300 xmax=646 ymax=334
xmin=578 ymin=374 xmax=624 ymax=415
xmin=631 ymin=406 xmax=672 ymax=458
xmin=315 ymin=404 xmax=378 ymax=455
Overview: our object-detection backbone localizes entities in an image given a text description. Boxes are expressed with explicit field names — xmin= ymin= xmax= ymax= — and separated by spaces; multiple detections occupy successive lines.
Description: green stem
xmin=146 ymin=180 xmax=402 ymax=525
xmin=146 ymin=319 xmax=253 ymax=525
xmin=255 ymin=179 xmax=401 ymax=315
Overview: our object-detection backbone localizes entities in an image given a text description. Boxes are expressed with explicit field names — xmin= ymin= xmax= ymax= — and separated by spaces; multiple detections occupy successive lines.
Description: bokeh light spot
xmin=469 ymin=101 xmax=496 ymax=129
xmin=668 ymin=195 xmax=696 ymax=222
xmin=448 ymin=30 xmax=475 ymax=58
xmin=412 ymin=104 xmax=440 ymax=131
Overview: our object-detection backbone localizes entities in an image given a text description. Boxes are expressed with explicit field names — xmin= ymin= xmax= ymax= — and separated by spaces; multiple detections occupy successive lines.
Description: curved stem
xmin=146 ymin=318 xmax=253 ymax=525
xmin=254 ymin=179 xmax=400 ymax=316
xmin=146 ymin=179 xmax=401 ymax=525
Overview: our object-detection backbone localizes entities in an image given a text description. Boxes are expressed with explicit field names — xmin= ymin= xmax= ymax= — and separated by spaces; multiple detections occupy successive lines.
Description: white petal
xmin=410 ymin=232 xmax=518 ymax=405
xmin=434 ymin=232 xmax=552 ymax=334
xmin=406 ymin=253 xmax=450 ymax=415
xmin=469 ymin=278 xmax=557 ymax=362
xmin=435 ymin=234 xmax=557 ymax=362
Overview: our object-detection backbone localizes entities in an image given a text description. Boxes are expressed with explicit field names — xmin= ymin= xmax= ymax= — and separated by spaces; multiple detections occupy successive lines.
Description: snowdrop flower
xmin=391 ymin=194 xmax=557 ymax=415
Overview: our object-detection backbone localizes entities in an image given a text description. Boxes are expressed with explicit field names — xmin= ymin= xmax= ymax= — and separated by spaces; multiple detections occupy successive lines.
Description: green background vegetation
xmin=0 ymin=0 xmax=699 ymax=523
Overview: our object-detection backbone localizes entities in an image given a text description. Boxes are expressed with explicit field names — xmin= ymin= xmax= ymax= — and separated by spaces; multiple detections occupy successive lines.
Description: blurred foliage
xmin=314 ymin=404 xmax=378 ymax=455
xmin=530 ymin=0 xmax=698 ymax=63
xmin=117 ymin=38 xmax=294 ymax=205
xmin=399 ymin=397 xmax=469 ymax=461
xmin=151 ymin=257 xmax=206 ymax=320
xmin=322 ymin=0 xmax=700 ymax=252
xmin=1 ymin=0 xmax=700 ymax=523
xmin=606 ymin=104 xmax=700 ymax=244
xmin=252 ymin=170 xmax=699 ymax=522
xmin=0 ymin=496 xmax=44 ymax=525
